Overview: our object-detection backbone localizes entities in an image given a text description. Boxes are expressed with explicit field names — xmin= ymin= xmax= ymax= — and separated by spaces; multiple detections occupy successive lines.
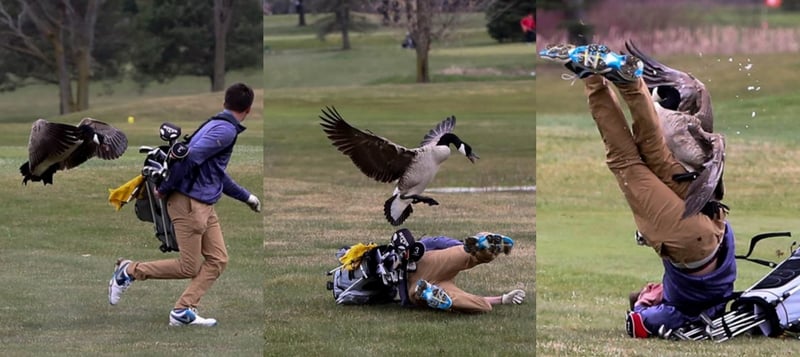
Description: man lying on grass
xmin=539 ymin=43 xmax=736 ymax=338
xmin=332 ymin=229 xmax=526 ymax=313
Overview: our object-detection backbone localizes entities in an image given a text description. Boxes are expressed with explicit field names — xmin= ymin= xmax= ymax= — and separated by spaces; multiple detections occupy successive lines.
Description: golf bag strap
xmin=735 ymin=231 xmax=791 ymax=268
xmin=183 ymin=115 xmax=240 ymax=193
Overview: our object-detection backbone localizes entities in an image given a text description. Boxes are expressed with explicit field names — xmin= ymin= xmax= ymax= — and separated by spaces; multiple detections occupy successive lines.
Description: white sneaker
xmin=169 ymin=308 xmax=218 ymax=327
xmin=108 ymin=259 xmax=134 ymax=305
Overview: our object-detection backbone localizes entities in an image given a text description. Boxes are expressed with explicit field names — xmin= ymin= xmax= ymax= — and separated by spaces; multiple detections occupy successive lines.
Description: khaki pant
xmin=585 ymin=75 xmax=725 ymax=266
xmin=407 ymin=246 xmax=497 ymax=313
xmin=128 ymin=193 xmax=228 ymax=309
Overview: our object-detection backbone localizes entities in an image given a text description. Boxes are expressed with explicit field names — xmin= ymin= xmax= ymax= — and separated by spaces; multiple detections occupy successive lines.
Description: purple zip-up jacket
xmin=635 ymin=221 xmax=737 ymax=332
xmin=157 ymin=111 xmax=250 ymax=204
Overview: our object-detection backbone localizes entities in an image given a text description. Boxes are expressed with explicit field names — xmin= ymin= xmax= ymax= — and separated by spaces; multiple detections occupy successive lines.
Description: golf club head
xmin=159 ymin=122 xmax=181 ymax=144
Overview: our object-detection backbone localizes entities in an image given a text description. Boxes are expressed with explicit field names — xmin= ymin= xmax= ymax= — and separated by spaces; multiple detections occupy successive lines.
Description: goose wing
xmin=419 ymin=116 xmax=456 ymax=147
xmin=78 ymin=117 xmax=128 ymax=160
xmin=319 ymin=106 xmax=416 ymax=183
xmin=27 ymin=119 xmax=82 ymax=170
xmin=682 ymin=133 xmax=725 ymax=219
xmin=625 ymin=41 xmax=713 ymax=132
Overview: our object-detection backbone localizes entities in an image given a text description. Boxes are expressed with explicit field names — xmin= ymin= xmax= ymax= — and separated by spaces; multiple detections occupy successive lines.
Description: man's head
xmin=224 ymin=83 xmax=254 ymax=120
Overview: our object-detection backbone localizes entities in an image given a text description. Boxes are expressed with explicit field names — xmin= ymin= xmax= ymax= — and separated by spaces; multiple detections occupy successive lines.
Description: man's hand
xmin=246 ymin=194 xmax=261 ymax=213
xmin=501 ymin=289 xmax=526 ymax=305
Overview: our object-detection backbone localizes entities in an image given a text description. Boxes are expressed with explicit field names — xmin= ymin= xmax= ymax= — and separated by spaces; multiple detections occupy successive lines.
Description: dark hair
xmin=224 ymin=83 xmax=254 ymax=112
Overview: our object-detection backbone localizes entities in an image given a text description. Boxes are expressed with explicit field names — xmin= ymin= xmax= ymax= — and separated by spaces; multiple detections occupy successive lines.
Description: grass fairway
xmin=0 ymin=82 xmax=264 ymax=354
xmin=537 ymin=52 xmax=800 ymax=355
xmin=264 ymin=14 xmax=535 ymax=355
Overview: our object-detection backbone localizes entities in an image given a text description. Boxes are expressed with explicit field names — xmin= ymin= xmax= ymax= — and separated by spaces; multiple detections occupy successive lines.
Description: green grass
xmin=537 ymin=50 xmax=800 ymax=355
xmin=264 ymin=13 xmax=535 ymax=356
xmin=264 ymin=12 xmax=534 ymax=89
xmin=0 ymin=68 xmax=263 ymax=124
xmin=0 ymin=80 xmax=264 ymax=354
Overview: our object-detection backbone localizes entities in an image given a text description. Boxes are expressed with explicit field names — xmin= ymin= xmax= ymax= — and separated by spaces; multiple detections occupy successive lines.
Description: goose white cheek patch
xmin=458 ymin=144 xmax=467 ymax=156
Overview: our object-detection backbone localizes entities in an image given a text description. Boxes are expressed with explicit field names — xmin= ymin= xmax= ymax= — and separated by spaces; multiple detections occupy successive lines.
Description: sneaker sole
xmin=539 ymin=44 xmax=576 ymax=63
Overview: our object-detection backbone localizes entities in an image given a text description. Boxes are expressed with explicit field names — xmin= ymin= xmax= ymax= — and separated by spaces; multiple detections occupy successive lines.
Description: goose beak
xmin=467 ymin=153 xmax=479 ymax=163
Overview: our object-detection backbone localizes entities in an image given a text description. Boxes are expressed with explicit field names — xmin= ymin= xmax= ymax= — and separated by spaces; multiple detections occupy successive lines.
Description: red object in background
xmin=766 ymin=0 xmax=782 ymax=8
xmin=520 ymin=13 xmax=535 ymax=32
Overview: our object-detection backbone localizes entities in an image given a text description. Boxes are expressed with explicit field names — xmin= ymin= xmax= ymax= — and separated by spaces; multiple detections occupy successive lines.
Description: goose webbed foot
xmin=403 ymin=194 xmax=439 ymax=206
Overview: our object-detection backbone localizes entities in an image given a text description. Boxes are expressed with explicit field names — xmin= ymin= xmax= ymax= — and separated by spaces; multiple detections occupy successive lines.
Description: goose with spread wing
xmin=319 ymin=106 xmax=478 ymax=226
xmin=20 ymin=118 xmax=128 ymax=185
xmin=626 ymin=41 xmax=724 ymax=218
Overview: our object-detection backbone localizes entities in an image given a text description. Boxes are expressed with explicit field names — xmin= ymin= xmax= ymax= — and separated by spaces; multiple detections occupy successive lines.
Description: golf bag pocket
xmin=731 ymin=250 xmax=800 ymax=337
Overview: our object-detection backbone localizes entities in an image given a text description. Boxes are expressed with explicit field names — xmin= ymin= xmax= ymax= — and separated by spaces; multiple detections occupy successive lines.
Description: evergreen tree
xmin=485 ymin=0 xmax=536 ymax=43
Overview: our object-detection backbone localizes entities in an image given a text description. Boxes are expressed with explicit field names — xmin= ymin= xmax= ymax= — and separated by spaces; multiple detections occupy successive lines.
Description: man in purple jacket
xmin=108 ymin=83 xmax=261 ymax=327
xmin=539 ymin=44 xmax=736 ymax=338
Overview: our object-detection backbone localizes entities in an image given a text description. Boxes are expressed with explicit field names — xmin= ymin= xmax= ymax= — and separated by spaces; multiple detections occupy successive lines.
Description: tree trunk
xmin=413 ymin=0 xmax=431 ymax=83
xmin=337 ymin=1 xmax=350 ymax=50
xmin=73 ymin=0 xmax=101 ymax=111
xmin=21 ymin=0 xmax=76 ymax=113
xmin=212 ymin=0 xmax=234 ymax=92
xmin=53 ymin=35 xmax=74 ymax=114
xmin=75 ymin=47 xmax=91 ymax=111
xmin=297 ymin=0 xmax=305 ymax=26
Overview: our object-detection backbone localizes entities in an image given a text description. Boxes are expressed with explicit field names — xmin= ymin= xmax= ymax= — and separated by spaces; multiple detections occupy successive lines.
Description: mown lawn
xmin=264 ymin=13 xmax=535 ymax=356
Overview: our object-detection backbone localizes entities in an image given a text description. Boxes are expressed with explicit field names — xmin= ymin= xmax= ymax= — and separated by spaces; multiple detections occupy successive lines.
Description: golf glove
xmin=502 ymin=289 xmax=525 ymax=305
xmin=246 ymin=194 xmax=261 ymax=213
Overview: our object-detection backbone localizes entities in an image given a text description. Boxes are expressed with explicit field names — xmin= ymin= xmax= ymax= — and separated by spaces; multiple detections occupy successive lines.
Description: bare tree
xmin=393 ymin=0 xmax=467 ymax=83
xmin=0 ymin=0 xmax=105 ymax=114
xmin=213 ymin=0 xmax=234 ymax=92
xmin=65 ymin=0 xmax=102 ymax=111
xmin=336 ymin=0 xmax=351 ymax=50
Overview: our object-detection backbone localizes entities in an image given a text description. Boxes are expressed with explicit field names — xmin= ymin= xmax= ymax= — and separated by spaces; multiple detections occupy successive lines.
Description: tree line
xmin=265 ymin=0 xmax=533 ymax=83
xmin=0 ymin=0 xmax=261 ymax=114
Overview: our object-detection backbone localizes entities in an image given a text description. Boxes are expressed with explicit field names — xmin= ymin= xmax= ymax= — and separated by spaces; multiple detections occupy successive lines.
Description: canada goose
xmin=319 ymin=106 xmax=478 ymax=226
xmin=651 ymin=87 xmax=725 ymax=218
xmin=626 ymin=40 xmax=713 ymax=131
xmin=630 ymin=39 xmax=725 ymax=219
xmin=20 ymin=118 xmax=128 ymax=185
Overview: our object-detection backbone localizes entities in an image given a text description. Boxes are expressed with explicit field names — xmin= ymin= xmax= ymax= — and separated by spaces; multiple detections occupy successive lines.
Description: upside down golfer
xmin=540 ymin=44 xmax=737 ymax=338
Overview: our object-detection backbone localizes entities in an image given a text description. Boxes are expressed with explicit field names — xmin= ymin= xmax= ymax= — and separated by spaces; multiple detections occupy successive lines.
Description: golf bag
xmin=670 ymin=231 xmax=800 ymax=342
xmin=326 ymin=228 xmax=425 ymax=305
xmin=133 ymin=122 xmax=187 ymax=253
xmin=327 ymin=245 xmax=398 ymax=305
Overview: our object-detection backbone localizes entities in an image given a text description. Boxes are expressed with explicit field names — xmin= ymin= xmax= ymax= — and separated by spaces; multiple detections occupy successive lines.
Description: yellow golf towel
xmin=339 ymin=243 xmax=377 ymax=271
xmin=108 ymin=175 xmax=145 ymax=211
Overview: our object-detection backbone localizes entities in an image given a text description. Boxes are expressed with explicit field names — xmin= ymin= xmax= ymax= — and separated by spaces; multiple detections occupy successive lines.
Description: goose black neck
xmin=656 ymin=86 xmax=680 ymax=111
xmin=437 ymin=133 xmax=462 ymax=147
xmin=77 ymin=124 xmax=96 ymax=139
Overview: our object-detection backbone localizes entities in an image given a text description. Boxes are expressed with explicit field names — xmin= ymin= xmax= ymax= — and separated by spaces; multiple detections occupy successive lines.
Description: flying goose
xmin=627 ymin=40 xmax=724 ymax=218
xmin=319 ymin=106 xmax=478 ymax=226
xmin=626 ymin=40 xmax=713 ymax=131
xmin=20 ymin=118 xmax=128 ymax=185
xmin=652 ymin=87 xmax=725 ymax=218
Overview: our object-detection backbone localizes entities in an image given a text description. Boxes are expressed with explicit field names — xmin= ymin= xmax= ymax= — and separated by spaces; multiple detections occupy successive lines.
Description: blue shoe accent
xmin=470 ymin=233 xmax=514 ymax=255
xmin=541 ymin=43 xmax=643 ymax=83
xmin=170 ymin=308 xmax=195 ymax=324
xmin=169 ymin=308 xmax=218 ymax=327
xmin=108 ymin=259 xmax=134 ymax=305
xmin=415 ymin=280 xmax=452 ymax=310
